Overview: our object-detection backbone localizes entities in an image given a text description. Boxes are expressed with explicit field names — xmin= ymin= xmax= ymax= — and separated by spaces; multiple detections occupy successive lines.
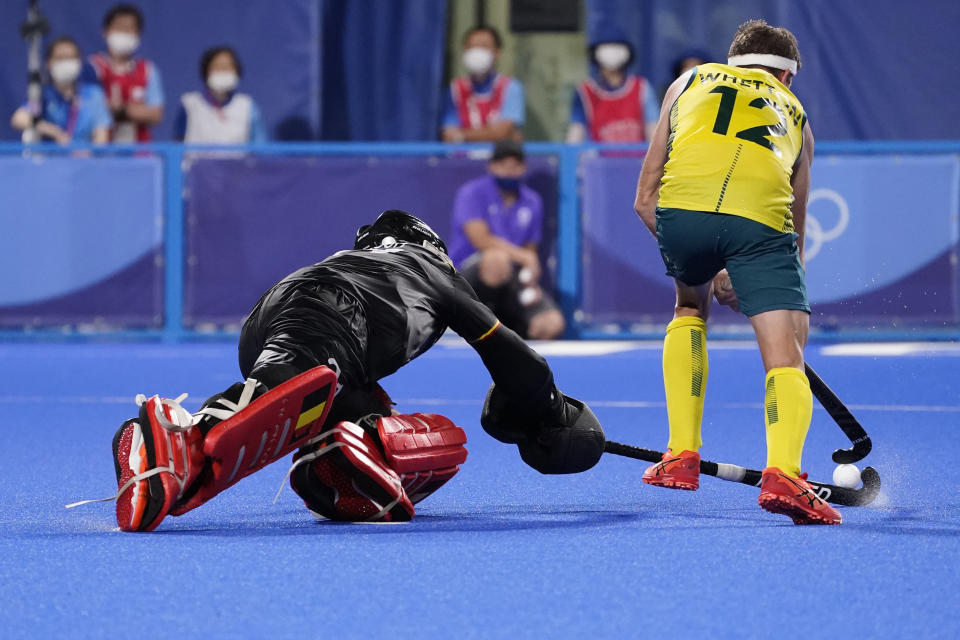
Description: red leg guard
xmin=171 ymin=366 xmax=337 ymax=516
xmin=376 ymin=413 xmax=468 ymax=504
xmin=290 ymin=422 xmax=414 ymax=522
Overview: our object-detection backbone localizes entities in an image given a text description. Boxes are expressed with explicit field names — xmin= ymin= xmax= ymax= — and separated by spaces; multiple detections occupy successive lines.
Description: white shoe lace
xmin=66 ymin=391 xmax=201 ymax=510
xmin=67 ymin=379 xmax=263 ymax=511
xmin=141 ymin=392 xmax=195 ymax=432
xmin=271 ymin=414 xmax=384 ymax=504
xmin=272 ymin=428 xmax=345 ymax=504
xmin=194 ymin=378 xmax=260 ymax=424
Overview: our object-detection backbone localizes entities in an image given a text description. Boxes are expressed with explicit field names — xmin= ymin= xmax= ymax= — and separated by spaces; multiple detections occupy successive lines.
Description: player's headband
xmin=727 ymin=54 xmax=798 ymax=75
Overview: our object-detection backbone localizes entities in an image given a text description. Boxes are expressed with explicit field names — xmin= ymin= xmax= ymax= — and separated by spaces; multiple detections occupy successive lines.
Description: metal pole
xmin=162 ymin=146 xmax=186 ymax=342
xmin=20 ymin=0 xmax=49 ymax=144
xmin=557 ymin=145 xmax=580 ymax=336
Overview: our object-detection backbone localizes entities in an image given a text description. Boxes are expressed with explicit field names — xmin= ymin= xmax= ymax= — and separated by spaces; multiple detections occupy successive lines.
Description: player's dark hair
xmin=464 ymin=25 xmax=502 ymax=49
xmin=45 ymin=36 xmax=81 ymax=62
xmin=103 ymin=3 xmax=144 ymax=32
xmin=199 ymin=46 xmax=243 ymax=81
xmin=728 ymin=19 xmax=801 ymax=73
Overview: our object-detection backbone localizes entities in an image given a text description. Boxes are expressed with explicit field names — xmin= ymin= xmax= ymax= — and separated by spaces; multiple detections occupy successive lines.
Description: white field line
xmin=377 ymin=398 xmax=960 ymax=413
xmin=586 ymin=400 xmax=960 ymax=413
xmin=821 ymin=342 xmax=960 ymax=356
xmin=0 ymin=395 xmax=135 ymax=404
xmin=2 ymin=395 xmax=957 ymax=414
xmin=435 ymin=339 xmax=960 ymax=357
xmin=434 ymin=338 xmax=759 ymax=354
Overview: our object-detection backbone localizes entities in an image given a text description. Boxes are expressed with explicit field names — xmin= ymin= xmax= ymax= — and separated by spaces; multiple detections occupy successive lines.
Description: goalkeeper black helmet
xmin=354 ymin=210 xmax=448 ymax=255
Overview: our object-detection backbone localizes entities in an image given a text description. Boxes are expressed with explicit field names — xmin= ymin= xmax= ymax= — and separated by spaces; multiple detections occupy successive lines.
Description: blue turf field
xmin=1 ymin=340 xmax=958 ymax=638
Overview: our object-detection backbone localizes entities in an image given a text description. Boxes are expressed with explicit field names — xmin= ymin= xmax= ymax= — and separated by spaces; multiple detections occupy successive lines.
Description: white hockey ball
xmin=832 ymin=464 xmax=861 ymax=489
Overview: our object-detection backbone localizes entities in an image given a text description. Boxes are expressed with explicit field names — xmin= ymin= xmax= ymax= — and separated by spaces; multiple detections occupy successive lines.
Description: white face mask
xmin=594 ymin=43 xmax=631 ymax=71
xmin=207 ymin=71 xmax=239 ymax=94
xmin=463 ymin=47 xmax=494 ymax=75
xmin=49 ymin=58 xmax=81 ymax=85
xmin=107 ymin=32 xmax=140 ymax=56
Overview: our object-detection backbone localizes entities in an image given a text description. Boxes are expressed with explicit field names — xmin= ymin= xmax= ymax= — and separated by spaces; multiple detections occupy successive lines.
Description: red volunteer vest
xmin=577 ymin=75 xmax=646 ymax=142
xmin=451 ymin=74 xmax=510 ymax=129
xmin=89 ymin=54 xmax=152 ymax=142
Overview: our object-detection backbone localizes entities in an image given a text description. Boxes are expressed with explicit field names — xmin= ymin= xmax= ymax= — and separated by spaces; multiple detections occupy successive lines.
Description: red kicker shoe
xmin=288 ymin=421 xmax=415 ymax=522
xmin=642 ymin=449 xmax=700 ymax=490
xmin=111 ymin=394 xmax=205 ymax=532
xmin=758 ymin=467 xmax=843 ymax=525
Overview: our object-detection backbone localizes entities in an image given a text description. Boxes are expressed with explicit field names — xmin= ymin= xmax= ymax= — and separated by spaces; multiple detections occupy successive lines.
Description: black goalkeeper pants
xmin=237 ymin=284 xmax=389 ymax=427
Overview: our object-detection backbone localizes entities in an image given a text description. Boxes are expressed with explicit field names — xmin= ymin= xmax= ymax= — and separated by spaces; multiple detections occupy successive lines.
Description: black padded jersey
xmin=240 ymin=243 xmax=555 ymax=407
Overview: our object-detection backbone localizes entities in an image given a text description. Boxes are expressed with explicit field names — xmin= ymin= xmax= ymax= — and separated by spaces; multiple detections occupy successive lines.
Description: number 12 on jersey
xmin=709 ymin=86 xmax=787 ymax=157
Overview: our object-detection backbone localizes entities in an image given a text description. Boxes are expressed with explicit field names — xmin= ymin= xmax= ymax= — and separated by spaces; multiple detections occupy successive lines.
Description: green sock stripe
xmin=690 ymin=329 xmax=704 ymax=397
xmin=765 ymin=377 xmax=779 ymax=424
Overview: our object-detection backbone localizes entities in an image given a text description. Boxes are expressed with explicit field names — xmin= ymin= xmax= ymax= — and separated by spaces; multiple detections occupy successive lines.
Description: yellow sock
xmin=663 ymin=316 xmax=707 ymax=453
xmin=764 ymin=366 xmax=813 ymax=476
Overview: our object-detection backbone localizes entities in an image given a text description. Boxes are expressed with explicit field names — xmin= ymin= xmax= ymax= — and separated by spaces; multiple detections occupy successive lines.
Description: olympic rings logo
xmin=804 ymin=188 xmax=850 ymax=261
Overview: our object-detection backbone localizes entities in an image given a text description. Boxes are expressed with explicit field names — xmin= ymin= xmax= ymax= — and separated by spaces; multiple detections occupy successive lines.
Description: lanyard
xmin=64 ymin=94 xmax=80 ymax=137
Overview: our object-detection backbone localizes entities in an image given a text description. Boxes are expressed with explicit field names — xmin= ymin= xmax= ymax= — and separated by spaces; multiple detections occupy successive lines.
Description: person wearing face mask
xmin=11 ymin=36 xmax=112 ymax=145
xmin=85 ymin=3 xmax=164 ymax=142
xmin=173 ymin=46 xmax=266 ymax=144
xmin=566 ymin=34 xmax=659 ymax=143
xmin=441 ymin=26 xmax=525 ymax=143
xmin=447 ymin=140 xmax=565 ymax=340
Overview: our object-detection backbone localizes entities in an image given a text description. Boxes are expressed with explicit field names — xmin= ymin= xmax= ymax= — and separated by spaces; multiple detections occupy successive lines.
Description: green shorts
xmin=655 ymin=207 xmax=810 ymax=317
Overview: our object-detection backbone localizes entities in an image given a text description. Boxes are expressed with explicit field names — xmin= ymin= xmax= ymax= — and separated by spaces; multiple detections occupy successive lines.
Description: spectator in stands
xmin=10 ymin=36 xmax=111 ymax=145
xmin=671 ymin=48 xmax=711 ymax=80
xmin=664 ymin=48 xmax=712 ymax=98
xmin=441 ymin=26 xmax=525 ymax=143
xmin=85 ymin=3 xmax=163 ymax=142
xmin=447 ymin=140 xmax=565 ymax=340
xmin=173 ymin=46 xmax=266 ymax=144
xmin=566 ymin=33 xmax=658 ymax=143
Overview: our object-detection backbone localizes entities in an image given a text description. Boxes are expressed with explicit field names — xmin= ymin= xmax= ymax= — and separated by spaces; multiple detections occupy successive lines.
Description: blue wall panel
xmin=181 ymin=153 xmax=557 ymax=326
xmin=578 ymin=153 xmax=960 ymax=328
xmin=0 ymin=142 xmax=956 ymax=336
xmin=0 ymin=154 xmax=164 ymax=327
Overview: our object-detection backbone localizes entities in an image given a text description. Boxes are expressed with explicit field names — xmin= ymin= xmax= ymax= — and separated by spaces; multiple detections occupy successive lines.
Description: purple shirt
xmin=448 ymin=174 xmax=544 ymax=268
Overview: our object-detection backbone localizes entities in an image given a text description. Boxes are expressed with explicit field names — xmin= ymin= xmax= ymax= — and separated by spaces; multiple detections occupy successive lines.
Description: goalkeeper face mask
xmin=49 ymin=59 xmax=82 ymax=85
xmin=463 ymin=47 xmax=494 ymax=75
xmin=594 ymin=43 xmax=631 ymax=71
xmin=107 ymin=32 xmax=140 ymax=57
xmin=208 ymin=71 xmax=239 ymax=94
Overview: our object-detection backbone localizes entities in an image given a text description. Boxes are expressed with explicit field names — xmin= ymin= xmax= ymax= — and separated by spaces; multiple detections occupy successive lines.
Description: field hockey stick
xmin=604 ymin=441 xmax=881 ymax=507
xmin=805 ymin=363 xmax=872 ymax=464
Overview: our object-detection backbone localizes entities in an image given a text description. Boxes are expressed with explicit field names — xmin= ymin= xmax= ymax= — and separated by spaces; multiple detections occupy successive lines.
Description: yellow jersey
xmin=658 ymin=63 xmax=807 ymax=233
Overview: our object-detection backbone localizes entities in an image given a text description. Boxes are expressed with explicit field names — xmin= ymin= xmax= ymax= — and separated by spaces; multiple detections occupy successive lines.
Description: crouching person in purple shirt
xmin=448 ymin=140 xmax=565 ymax=339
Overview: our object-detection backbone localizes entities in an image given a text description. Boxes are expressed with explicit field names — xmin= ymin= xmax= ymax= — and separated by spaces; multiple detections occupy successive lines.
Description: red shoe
xmin=289 ymin=421 xmax=414 ymax=522
xmin=758 ymin=467 xmax=842 ymax=525
xmin=112 ymin=394 xmax=205 ymax=532
xmin=642 ymin=449 xmax=700 ymax=490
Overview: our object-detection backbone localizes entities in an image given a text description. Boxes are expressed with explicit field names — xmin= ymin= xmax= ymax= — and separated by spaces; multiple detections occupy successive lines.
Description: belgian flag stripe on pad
xmin=296 ymin=383 xmax=332 ymax=431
